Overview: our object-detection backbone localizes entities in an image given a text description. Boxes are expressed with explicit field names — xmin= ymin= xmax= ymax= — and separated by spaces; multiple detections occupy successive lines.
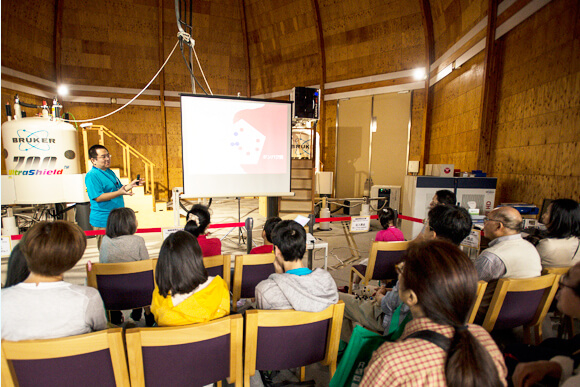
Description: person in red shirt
xmin=184 ymin=204 xmax=221 ymax=257
xmin=250 ymin=217 xmax=281 ymax=254
xmin=375 ymin=207 xmax=405 ymax=242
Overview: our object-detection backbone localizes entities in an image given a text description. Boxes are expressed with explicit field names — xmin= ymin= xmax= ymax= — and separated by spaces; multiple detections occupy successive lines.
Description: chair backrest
xmin=542 ymin=266 xmax=571 ymax=276
xmin=86 ymin=259 xmax=157 ymax=311
xmin=204 ymin=254 xmax=232 ymax=289
xmin=367 ymin=241 xmax=410 ymax=281
xmin=125 ymin=315 xmax=243 ymax=387
xmin=232 ymin=253 xmax=276 ymax=307
xmin=468 ymin=280 xmax=488 ymax=324
xmin=1 ymin=328 xmax=130 ymax=387
xmin=482 ymin=274 xmax=559 ymax=332
xmin=244 ymin=301 xmax=345 ymax=385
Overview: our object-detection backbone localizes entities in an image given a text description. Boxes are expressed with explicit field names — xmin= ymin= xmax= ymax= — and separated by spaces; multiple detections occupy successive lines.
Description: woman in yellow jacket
xmin=151 ymin=231 xmax=230 ymax=326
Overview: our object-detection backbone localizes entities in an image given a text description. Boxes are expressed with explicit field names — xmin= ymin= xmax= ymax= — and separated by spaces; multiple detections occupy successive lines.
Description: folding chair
xmin=1 ymin=328 xmax=130 ymax=387
xmin=244 ymin=301 xmax=345 ymax=385
xmin=232 ymin=253 xmax=276 ymax=311
xmin=482 ymin=274 xmax=560 ymax=344
xmin=126 ymin=315 xmax=243 ymax=387
xmin=349 ymin=241 xmax=410 ymax=293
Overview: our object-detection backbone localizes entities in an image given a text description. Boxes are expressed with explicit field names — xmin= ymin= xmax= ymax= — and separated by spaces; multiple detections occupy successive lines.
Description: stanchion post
xmin=245 ymin=217 xmax=253 ymax=254
xmin=307 ymin=213 xmax=316 ymax=269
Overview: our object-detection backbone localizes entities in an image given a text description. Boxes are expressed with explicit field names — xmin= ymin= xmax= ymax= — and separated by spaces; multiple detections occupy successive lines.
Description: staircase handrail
xmin=81 ymin=124 xmax=156 ymax=212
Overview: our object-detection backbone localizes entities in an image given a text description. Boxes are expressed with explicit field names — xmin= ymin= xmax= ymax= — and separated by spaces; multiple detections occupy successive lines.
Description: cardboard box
xmin=432 ymin=164 xmax=454 ymax=177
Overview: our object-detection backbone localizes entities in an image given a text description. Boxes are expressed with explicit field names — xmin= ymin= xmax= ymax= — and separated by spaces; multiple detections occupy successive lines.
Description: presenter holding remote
xmin=85 ymin=145 xmax=143 ymax=248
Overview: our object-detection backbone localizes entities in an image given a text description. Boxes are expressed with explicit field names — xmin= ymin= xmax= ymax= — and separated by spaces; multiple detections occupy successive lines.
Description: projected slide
xmin=181 ymin=95 xmax=292 ymax=197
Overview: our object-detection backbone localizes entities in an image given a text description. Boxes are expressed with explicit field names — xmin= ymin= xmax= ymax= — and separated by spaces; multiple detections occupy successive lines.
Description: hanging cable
xmin=174 ymin=0 xmax=212 ymax=95
xmin=62 ymin=39 xmax=180 ymax=123
xmin=192 ymin=45 xmax=213 ymax=95
xmin=179 ymin=40 xmax=208 ymax=95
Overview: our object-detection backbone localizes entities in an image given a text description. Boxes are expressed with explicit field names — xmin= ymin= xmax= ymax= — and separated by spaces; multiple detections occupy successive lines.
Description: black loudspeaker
xmin=292 ymin=87 xmax=319 ymax=119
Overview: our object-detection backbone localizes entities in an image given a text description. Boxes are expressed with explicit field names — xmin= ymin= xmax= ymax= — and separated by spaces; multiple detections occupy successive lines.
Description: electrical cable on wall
xmin=62 ymin=39 xmax=181 ymax=123
xmin=57 ymin=0 xmax=214 ymax=123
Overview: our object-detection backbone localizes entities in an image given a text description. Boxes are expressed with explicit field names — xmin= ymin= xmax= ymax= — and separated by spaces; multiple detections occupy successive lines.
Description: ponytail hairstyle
xmin=378 ymin=207 xmax=396 ymax=229
xmin=400 ymin=240 xmax=503 ymax=387
xmin=184 ymin=204 xmax=211 ymax=238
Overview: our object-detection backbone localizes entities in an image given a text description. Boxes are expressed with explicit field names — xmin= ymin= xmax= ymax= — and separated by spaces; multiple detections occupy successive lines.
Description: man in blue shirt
xmin=85 ymin=145 xmax=141 ymax=247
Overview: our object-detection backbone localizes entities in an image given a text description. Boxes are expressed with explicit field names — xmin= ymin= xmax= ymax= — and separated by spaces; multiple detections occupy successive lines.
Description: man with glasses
xmin=474 ymin=206 xmax=541 ymax=322
xmin=85 ymin=145 xmax=141 ymax=247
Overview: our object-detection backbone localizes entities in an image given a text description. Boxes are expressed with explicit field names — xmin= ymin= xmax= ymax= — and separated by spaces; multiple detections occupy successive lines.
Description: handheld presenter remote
xmin=136 ymin=174 xmax=140 ymax=186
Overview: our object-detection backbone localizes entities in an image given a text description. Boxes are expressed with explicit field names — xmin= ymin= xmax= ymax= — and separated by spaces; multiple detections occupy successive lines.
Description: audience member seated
xmin=375 ymin=207 xmax=404 ymax=242
xmin=474 ymin=206 xmax=542 ymax=322
xmin=512 ymin=262 xmax=580 ymax=387
xmin=340 ymin=205 xmax=472 ymax=338
xmin=99 ymin=207 xmax=149 ymax=263
xmin=4 ymin=243 xmax=30 ymax=288
xmin=184 ymin=204 xmax=221 ymax=257
xmin=360 ymin=240 xmax=507 ymax=386
xmin=413 ymin=189 xmax=457 ymax=241
xmin=255 ymin=220 xmax=338 ymax=312
xmin=429 ymin=189 xmax=457 ymax=209
xmin=250 ymin=216 xmax=281 ymax=254
xmin=151 ymin=231 xmax=229 ymax=326
xmin=534 ymin=199 xmax=580 ymax=268
xmin=99 ymin=207 xmax=152 ymax=326
xmin=1 ymin=221 xmax=107 ymax=341
xmin=352 ymin=207 xmax=406 ymax=277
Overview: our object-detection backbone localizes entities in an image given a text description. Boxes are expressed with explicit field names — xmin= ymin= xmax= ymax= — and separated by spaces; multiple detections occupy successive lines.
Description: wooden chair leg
xmin=329 ymin=361 xmax=337 ymax=378
xmin=348 ymin=269 xmax=355 ymax=294
xmin=299 ymin=366 xmax=305 ymax=382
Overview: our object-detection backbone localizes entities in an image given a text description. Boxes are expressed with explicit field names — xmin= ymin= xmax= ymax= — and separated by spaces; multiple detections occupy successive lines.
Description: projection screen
xmin=180 ymin=95 xmax=292 ymax=198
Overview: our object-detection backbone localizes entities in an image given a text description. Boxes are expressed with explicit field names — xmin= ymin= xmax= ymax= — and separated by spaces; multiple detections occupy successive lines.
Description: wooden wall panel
xmin=428 ymin=51 xmax=484 ymax=171
xmin=56 ymin=0 xmax=246 ymax=95
xmin=1 ymin=0 xmax=56 ymax=80
xmin=245 ymin=0 xmax=320 ymax=95
xmin=320 ymin=0 xmax=424 ymax=83
xmin=429 ymin=0 xmax=487 ymax=59
xmin=61 ymin=0 xmax=160 ymax=88
xmin=491 ymin=0 xmax=580 ymax=206
xmin=409 ymin=89 xmax=426 ymax=161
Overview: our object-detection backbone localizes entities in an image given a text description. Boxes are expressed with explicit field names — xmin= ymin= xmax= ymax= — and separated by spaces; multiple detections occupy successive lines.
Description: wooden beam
xmin=239 ymin=0 xmax=251 ymax=97
xmin=159 ymin=0 xmax=168 ymax=200
xmin=311 ymin=0 xmax=326 ymax=168
xmin=476 ymin=0 xmax=499 ymax=172
xmin=54 ymin=0 xmax=63 ymax=85
xmin=419 ymin=0 xmax=434 ymax=175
